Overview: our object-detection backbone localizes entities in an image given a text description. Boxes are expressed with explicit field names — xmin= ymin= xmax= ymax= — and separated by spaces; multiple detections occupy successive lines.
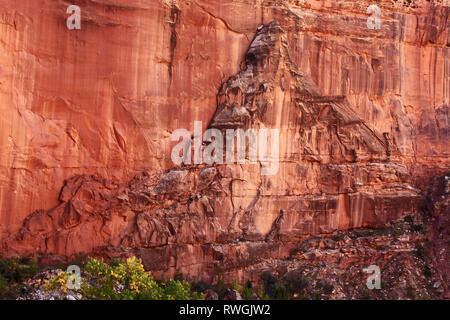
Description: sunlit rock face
xmin=0 ymin=0 xmax=448 ymax=283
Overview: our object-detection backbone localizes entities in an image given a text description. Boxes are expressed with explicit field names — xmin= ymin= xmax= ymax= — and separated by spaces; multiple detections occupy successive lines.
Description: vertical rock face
xmin=0 ymin=0 xmax=448 ymax=285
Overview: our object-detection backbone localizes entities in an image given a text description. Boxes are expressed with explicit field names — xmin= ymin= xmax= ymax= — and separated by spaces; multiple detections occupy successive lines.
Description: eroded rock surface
xmin=0 ymin=0 xmax=448 ymax=295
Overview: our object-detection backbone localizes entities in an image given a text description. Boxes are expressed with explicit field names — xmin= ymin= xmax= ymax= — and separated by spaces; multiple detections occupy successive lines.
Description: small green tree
xmin=240 ymin=280 xmax=253 ymax=300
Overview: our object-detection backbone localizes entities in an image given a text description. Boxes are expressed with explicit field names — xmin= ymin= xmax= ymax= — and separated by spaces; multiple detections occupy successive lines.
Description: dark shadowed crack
xmin=168 ymin=1 xmax=180 ymax=86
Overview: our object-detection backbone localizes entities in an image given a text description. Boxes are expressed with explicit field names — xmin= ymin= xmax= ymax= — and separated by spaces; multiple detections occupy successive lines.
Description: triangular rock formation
xmin=211 ymin=21 xmax=389 ymax=164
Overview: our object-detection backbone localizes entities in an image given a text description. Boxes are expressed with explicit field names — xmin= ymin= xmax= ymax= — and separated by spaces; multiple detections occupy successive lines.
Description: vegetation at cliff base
xmin=0 ymin=257 xmax=38 ymax=299
xmin=44 ymin=256 xmax=205 ymax=300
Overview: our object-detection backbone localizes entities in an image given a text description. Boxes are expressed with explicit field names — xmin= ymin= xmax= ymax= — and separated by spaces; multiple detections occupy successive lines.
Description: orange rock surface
xmin=0 ymin=0 xmax=448 ymax=282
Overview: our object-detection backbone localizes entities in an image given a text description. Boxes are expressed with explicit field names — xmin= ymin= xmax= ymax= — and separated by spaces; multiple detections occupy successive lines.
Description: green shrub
xmin=43 ymin=272 xmax=71 ymax=293
xmin=283 ymin=274 xmax=309 ymax=296
xmin=164 ymin=280 xmax=203 ymax=300
xmin=240 ymin=280 xmax=253 ymax=300
xmin=0 ymin=274 xmax=9 ymax=297
xmin=0 ymin=257 xmax=38 ymax=299
xmin=257 ymin=284 xmax=265 ymax=299
xmin=0 ymin=257 xmax=38 ymax=283
xmin=44 ymin=256 xmax=204 ymax=300
xmin=215 ymin=276 xmax=226 ymax=298
xmin=261 ymin=272 xmax=278 ymax=298
xmin=231 ymin=279 xmax=242 ymax=292
xmin=229 ymin=278 xmax=255 ymax=300
xmin=273 ymin=282 xmax=289 ymax=300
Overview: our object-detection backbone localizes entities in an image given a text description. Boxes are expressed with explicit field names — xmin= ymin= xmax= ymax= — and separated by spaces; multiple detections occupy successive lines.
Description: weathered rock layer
xmin=0 ymin=0 xmax=448 ymax=287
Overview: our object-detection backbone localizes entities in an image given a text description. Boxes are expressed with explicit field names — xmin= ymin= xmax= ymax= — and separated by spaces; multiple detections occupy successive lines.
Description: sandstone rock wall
xmin=0 ymin=0 xmax=448 ymax=281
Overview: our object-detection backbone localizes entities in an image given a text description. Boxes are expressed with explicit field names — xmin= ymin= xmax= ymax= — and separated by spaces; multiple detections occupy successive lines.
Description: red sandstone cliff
xmin=0 ymin=0 xmax=449 ymax=295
